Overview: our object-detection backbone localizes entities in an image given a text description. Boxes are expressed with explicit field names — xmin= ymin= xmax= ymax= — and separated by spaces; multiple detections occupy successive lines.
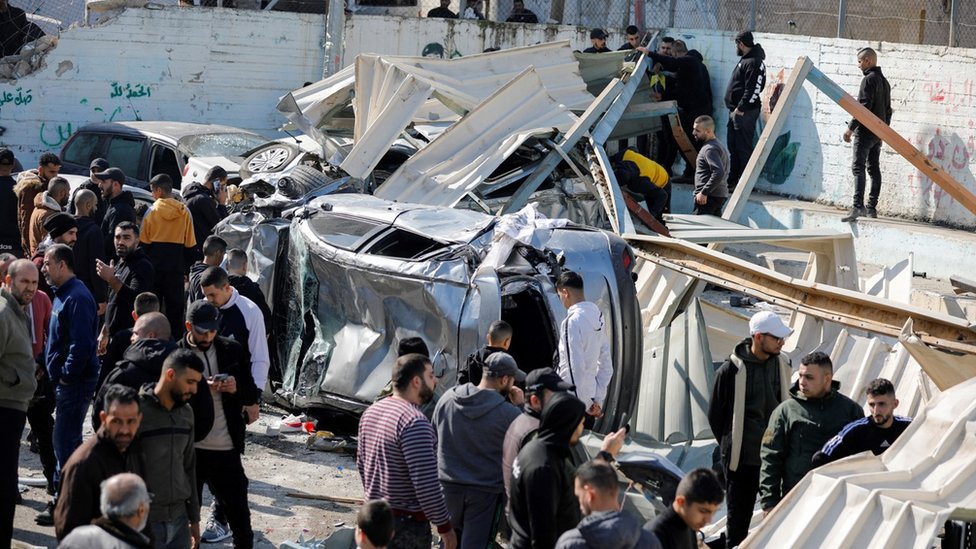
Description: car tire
xmin=240 ymin=142 xmax=301 ymax=179
xmin=277 ymin=165 xmax=331 ymax=199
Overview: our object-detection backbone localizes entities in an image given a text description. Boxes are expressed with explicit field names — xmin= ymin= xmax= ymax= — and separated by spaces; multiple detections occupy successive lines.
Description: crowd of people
xmin=0 ymin=150 xmax=273 ymax=547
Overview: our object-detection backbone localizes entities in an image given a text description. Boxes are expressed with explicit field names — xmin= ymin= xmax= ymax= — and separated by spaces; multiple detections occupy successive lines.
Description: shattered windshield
xmin=179 ymin=132 xmax=269 ymax=158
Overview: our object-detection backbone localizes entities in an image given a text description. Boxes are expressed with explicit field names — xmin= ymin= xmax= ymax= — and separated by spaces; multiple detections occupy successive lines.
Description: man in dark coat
xmin=97 ymin=222 xmax=155 ymax=357
xmin=508 ymin=393 xmax=625 ymax=549
xmin=68 ymin=158 xmax=108 ymax=226
xmin=95 ymin=168 xmax=136 ymax=262
xmin=184 ymin=166 xmax=228 ymax=260
xmin=723 ymin=31 xmax=766 ymax=193
xmin=71 ymin=189 xmax=107 ymax=312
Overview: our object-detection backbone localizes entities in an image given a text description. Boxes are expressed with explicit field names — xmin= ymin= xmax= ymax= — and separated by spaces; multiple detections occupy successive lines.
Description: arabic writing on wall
xmin=923 ymin=78 xmax=974 ymax=114
xmin=0 ymin=87 xmax=32 ymax=108
xmin=37 ymin=82 xmax=153 ymax=148
xmin=110 ymin=81 xmax=152 ymax=99
xmin=906 ymin=124 xmax=976 ymax=210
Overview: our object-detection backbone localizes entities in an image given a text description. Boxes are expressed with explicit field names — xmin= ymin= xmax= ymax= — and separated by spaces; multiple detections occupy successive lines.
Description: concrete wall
xmin=0 ymin=7 xmax=326 ymax=162
xmin=659 ymin=29 xmax=976 ymax=229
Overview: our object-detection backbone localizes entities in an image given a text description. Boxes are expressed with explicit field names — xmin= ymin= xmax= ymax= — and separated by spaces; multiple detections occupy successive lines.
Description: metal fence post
xmin=837 ymin=0 xmax=847 ymax=38
xmin=668 ymin=0 xmax=676 ymax=27
xmin=949 ymin=0 xmax=958 ymax=47
xmin=750 ymin=0 xmax=757 ymax=30
xmin=323 ymin=0 xmax=345 ymax=79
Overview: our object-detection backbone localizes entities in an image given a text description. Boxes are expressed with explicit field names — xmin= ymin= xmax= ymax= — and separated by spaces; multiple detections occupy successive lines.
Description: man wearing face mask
xmin=432 ymin=352 xmax=525 ymax=549
xmin=59 ymin=473 xmax=153 ymax=549
xmin=358 ymin=353 xmax=458 ymax=549
xmin=508 ymin=393 xmax=626 ymax=549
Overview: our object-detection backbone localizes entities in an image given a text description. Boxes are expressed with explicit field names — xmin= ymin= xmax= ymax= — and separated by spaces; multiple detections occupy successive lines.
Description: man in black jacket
xmin=458 ymin=319 xmax=512 ymax=386
xmin=707 ymin=310 xmax=791 ymax=549
xmin=841 ymin=47 xmax=893 ymax=222
xmin=184 ymin=166 xmax=228 ymax=261
xmin=225 ymin=248 xmax=271 ymax=336
xmin=97 ymin=222 xmax=155 ymax=357
xmin=187 ymin=235 xmax=227 ymax=305
xmin=95 ymin=168 xmax=136 ymax=262
xmin=179 ymin=300 xmax=259 ymax=548
xmin=508 ymin=393 xmax=625 ymax=549
xmin=645 ymin=468 xmax=724 ymax=549
xmin=72 ymin=189 xmax=107 ymax=313
xmin=724 ymin=31 xmax=766 ymax=193
xmin=68 ymin=158 xmax=108 ymax=226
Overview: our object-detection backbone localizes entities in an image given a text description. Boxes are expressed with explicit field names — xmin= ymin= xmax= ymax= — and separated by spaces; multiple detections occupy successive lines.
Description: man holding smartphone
xmin=179 ymin=300 xmax=259 ymax=548
xmin=184 ymin=166 xmax=229 ymax=262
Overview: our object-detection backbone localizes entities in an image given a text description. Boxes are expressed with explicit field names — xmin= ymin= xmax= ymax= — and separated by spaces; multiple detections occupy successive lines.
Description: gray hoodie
xmin=555 ymin=510 xmax=662 ymax=549
xmin=431 ymin=382 xmax=521 ymax=492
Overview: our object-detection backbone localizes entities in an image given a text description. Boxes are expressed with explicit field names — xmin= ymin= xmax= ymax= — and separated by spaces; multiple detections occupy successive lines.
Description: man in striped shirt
xmin=812 ymin=378 xmax=911 ymax=467
xmin=358 ymin=353 xmax=458 ymax=549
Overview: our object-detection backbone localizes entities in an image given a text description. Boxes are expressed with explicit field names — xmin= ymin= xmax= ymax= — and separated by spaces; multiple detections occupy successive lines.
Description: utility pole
xmin=837 ymin=0 xmax=847 ymax=38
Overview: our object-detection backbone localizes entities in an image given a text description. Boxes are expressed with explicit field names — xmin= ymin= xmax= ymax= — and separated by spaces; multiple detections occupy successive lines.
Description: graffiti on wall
xmin=923 ymin=78 xmax=974 ymax=114
xmin=757 ymin=70 xmax=800 ymax=185
xmin=906 ymin=124 xmax=976 ymax=211
xmin=37 ymin=82 xmax=154 ymax=149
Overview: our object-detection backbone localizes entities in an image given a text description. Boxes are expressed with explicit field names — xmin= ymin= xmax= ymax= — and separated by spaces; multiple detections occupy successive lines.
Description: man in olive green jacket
xmin=0 ymin=259 xmax=40 ymax=546
xmin=138 ymin=349 xmax=203 ymax=548
xmin=759 ymin=351 xmax=863 ymax=513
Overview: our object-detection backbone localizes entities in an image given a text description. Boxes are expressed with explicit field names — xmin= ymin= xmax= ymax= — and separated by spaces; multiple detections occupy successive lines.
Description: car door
xmin=148 ymin=142 xmax=184 ymax=188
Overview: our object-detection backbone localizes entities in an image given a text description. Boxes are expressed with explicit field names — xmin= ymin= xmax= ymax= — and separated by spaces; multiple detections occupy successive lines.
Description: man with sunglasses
xmin=707 ymin=310 xmax=792 ymax=549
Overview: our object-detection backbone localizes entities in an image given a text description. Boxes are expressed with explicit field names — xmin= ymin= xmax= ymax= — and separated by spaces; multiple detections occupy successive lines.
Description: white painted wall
xmin=0 ymin=7 xmax=325 ymax=162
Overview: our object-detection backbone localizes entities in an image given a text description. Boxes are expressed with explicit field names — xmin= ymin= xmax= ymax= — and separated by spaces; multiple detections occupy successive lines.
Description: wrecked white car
xmin=216 ymin=195 xmax=641 ymax=425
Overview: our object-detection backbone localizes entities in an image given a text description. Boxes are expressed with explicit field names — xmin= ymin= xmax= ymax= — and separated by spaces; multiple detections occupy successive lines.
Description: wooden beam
xmin=724 ymin=56 xmax=814 ymax=223
xmin=669 ymin=113 xmax=697 ymax=167
xmin=806 ymin=65 xmax=976 ymax=217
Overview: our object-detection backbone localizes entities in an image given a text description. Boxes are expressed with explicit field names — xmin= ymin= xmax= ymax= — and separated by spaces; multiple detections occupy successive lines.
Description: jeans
xmin=150 ymin=514 xmax=192 ymax=549
xmin=197 ymin=449 xmax=253 ymax=548
xmin=389 ymin=514 xmax=432 ymax=549
xmin=724 ymin=464 xmax=761 ymax=549
xmin=443 ymin=483 xmax=502 ymax=549
xmin=53 ymin=380 xmax=97 ymax=486
xmin=852 ymin=131 xmax=882 ymax=209
xmin=727 ymin=107 xmax=760 ymax=192
xmin=0 ymin=407 xmax=27 ymax=547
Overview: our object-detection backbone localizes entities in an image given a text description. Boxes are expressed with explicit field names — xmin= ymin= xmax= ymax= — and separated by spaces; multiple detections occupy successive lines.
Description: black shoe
xmin=841 ymin=207 xmax=865 ymax=222
xmin=35 ymin=501 xmax=55 ymax=526
xmin=866 ymin=208 xmax=878 ymax=218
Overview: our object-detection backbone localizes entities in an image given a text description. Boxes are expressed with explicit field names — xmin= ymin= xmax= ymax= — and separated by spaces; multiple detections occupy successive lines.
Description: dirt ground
xmin=14 ymin=404 xmax=364 ymax=548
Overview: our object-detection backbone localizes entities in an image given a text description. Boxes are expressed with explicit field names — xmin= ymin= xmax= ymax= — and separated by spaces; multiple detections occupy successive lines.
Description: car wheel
xmin=240 ymin=143 xmax=301 ymax=178
xmin=277 ymin=165 xmax=331 ymax=199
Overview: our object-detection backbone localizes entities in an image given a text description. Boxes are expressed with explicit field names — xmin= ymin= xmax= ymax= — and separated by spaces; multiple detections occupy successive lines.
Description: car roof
xmin=75 ymin=121 xmax=263 ymax=142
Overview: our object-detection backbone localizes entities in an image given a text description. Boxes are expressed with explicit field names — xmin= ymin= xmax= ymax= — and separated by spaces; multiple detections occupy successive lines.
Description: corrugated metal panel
xmin=372 ymin=67 xmax=577 ymax=206
xmin=741 ymin=375 xmax=976 ymax=549
xmin=634 ymin=299 xmax=715 ymax=444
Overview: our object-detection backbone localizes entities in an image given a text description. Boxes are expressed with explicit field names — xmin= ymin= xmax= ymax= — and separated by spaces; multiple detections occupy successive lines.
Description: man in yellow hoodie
xmin=140 ymin=175 xmax=196 ymax=337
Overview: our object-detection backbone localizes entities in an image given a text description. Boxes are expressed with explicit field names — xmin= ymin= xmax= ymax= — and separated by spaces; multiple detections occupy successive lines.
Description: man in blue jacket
xmin=41 ymin=244 xmax=99 ymax=489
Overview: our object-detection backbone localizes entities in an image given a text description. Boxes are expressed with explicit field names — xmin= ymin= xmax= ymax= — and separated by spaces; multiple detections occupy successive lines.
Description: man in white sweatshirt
xmin=554 ymin=271 xmax=613 ymax=420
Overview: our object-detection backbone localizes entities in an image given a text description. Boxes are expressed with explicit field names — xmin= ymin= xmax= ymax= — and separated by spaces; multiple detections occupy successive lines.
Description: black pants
xmin=727 ymin=108 xmax=760 ymax=192
xmin=724 ymin=464 xmax=761 ymax=549
xmin=625 ymin=179 xmax=670 ymax=220
xmin=196 ymin=448 xmax=253 ymax=549
xmin=0 ymin=407 xmax=27 ymax=547
xmin=852 ymin=132 xmax=882 ymax=209
xmin=656 ymin=115 xmax=679 ymax=176
xmin=693 ymin=195 xmax=726 ymax=216
xmin=154 ymin=270 xmax=186 ymax=339
xmin=27 ymin=382 xmax=57 ymax=492
xmin=389 ymin=514 xmax=432 ymax=549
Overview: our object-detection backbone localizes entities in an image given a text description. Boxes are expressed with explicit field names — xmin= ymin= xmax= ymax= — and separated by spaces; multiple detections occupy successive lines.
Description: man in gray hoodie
xmin=432 ymin=352 xmax=525 ymax=549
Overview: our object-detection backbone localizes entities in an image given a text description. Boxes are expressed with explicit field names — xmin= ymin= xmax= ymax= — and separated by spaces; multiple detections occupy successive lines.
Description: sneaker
xmin=866 ymin=208 xmax=878 ymax=218
xmin=201 ymin=517 xmax=232 ymax=543
xmin=841 ymin=207 xmax=865 ymax=222
xmin=35 ymin=501 xmax=55 ymax=526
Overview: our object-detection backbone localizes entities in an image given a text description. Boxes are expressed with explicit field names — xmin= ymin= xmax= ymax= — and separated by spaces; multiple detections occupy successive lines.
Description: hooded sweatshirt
xmin=759 ymin=380 xmax=864 ymax=509
xmin=432 ymin=382 xmax=521 ymax=491
xmin=557 ymin=301 xmax=613 ymax=408
xmin=555 ymin=509 xmax=662 ymax=549
xmin=183 ymin=182 xmax=226 ymax=256
xmin=28 ymin=190 xmax=63 ymax=255
xmin=74 ymin=215 xmax=108 ymax=304
xmin=724 ymin=43 xmax=766 ymax=112
xmin=140 ymin=197 xmax=196 ymax=273
xmin=510 ymin=392 xmax=587 ymax=549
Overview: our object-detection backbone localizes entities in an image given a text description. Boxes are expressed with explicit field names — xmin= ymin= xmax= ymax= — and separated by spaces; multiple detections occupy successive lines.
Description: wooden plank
xmin=724 ymin=56 xmax=813 ymax=223
xmin=669 ymin=112 xmax=697 ymax=166
xmin=623 ymin=193 xmax=672 ymax=237
xmin=806 ymin=65 xmax=976 ymax=218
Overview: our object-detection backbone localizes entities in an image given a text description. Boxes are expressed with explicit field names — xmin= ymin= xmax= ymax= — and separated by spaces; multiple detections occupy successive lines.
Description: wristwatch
xmin=597 ymin=450 xmax=615 ymax=463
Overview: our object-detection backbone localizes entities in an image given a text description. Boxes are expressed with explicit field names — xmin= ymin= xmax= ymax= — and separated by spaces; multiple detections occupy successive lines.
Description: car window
xmin=363 ymin=228 xmax=447 ymax=260
xmin=150 ymin=145 xmax=183 ymax=186
xmin=104 ymin=137 xmax=145 ymax=178
xmin=178 ymin=132 xmax=269 ymax=158
xmin=307 ymin=214 xmax=384 ymax=251
xmin=62 ymin=133 xmax=100 ymax=166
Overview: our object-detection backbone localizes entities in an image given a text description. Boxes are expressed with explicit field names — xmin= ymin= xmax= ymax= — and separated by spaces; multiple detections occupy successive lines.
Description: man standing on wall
xmin=841 ymin=47 xmax=892 ymax=222
xmin=724 ymin=31 xmax=766 ymax=193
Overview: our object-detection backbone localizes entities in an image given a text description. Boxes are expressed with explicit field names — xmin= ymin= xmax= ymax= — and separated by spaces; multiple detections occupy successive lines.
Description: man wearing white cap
xmin=707 ymin=310 xmax=792 ymax=549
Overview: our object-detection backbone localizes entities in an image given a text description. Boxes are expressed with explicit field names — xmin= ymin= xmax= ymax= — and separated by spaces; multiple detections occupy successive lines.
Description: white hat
xmin=749 ymin=311 xmax=792 ymax=338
